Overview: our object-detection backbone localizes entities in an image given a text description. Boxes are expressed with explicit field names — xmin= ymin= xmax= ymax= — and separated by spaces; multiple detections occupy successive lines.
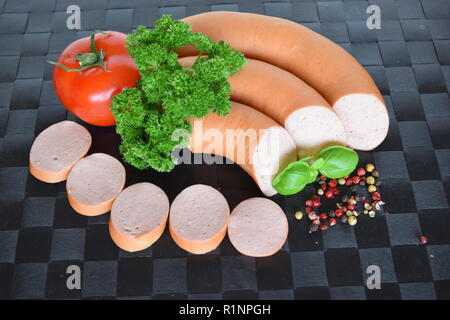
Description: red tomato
xmin=52 ymin=31 xmax=140 ymax=126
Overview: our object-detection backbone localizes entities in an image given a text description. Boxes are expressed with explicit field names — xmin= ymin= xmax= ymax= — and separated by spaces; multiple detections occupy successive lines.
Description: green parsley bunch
xmin=110 ymin=15 xmax=246 ymax=172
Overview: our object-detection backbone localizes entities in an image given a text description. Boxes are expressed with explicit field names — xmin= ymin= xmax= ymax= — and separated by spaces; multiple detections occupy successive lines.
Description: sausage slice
xmin=228 ymin=198 xmax=288 ymax=257
xmin=109 ymin=182 xmax=169 ymax=252
xmin=29 ymin=121 xmax=92 ymax=183
xmin=66 ymin=153 xmax=126 ymax=216
xmin=169 ymin=184 xmax=230 ymax=254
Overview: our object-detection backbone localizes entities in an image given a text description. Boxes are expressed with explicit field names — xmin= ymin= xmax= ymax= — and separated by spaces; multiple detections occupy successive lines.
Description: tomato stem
xmin=47 ymin=30 xmax=111 ymax=72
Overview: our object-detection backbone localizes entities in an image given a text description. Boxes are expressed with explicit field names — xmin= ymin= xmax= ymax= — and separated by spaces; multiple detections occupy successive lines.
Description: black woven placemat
xmin=1 ymin=0 xmax=449 ymax=300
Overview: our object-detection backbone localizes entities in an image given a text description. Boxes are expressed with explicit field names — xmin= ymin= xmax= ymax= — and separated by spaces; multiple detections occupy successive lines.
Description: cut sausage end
xmin=109 ymin=183 xmax=169 ymax=252
xmin=228 ymin=197 xmax=288 ymax=257
xmin=333 ymin=94 xmax=389 ymax=150
xmin=252 ymin=126 xmax=298 ymax=197
xmin=29 ymin=121 xmax=92 ymax=183
xmin=66 ymin=153 xmax=126 ymax=216
xmin=285 ymin=106 xmax=347 ymax=159
xmin=169 ymin=184 xmax=230 ymax=254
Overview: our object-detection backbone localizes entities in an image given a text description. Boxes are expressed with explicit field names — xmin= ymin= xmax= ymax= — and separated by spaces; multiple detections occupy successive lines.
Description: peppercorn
xmin=355 ymin=195 xmax=361 ymax=202
xmin=368 ymin=210 xmax=376 ymax=218
xmin=309 ymin=224 xmax=319 ymax=233
xmin=347 ymin=203 xmax=356 ymax=211
xmin=372 ymin=170 xmax=379 ymax=178
xmin=321 ymin=183 xmax=327 ymax=191
xmin=317 ymin=188 xmax=324 ymax=196
xmin=320 ymin=175 xmax=326 ymax=180
xmin=313 ymin=218 xmax=321 ymax=225
xmin=359 ymin=180 xmax=366 ymax=186
xmin=352 ymin=176 xmax=361 ymax=184
xmin=366 ymin=176 xmax=375 ymax=185
xmin=332 ymin=188 xmax=340 ymax=195
xmin=364 ymin=210 xmax=368 ymax=214
xmin=372 ymin=192 xmax=381 ymax=201
xmin=346 ymin=210 xmax=354 ymax=216
xmin=308 ymin=212 xmax=318 ymax=220
xmin=329 ymin=218 xmax=337 ymax=226
xmin=328 ymin=179 xmax=337 ymax=188
xmin=295 ymin=211 xmax=303 ymax=220
xmin=325 ymin=191 xmax=334 ymax=199
xmin=311 ymin=195 xmax=320 ymax=201
xmin=419 ymin=236 xmax=428 ymax=244
xmin=305 ymin=207 xmax=312 ymax=214
xmin=338 ymin=178 xmax=346 ymax=185
xmin=306 ymin=200 xmax=313 ymax=207
xmin=341 ymin=195 xmax=349 ymax=203
xmin=320 ymin=213 xmax=328 ymax=220
xmin=313 ymin=200 xmax=322 ymax=208
xmin=334 ymin=209 xmax=344 ymax=217
xmin=351 ymin=185 xmax=358 ymax=192
xmin=364 ymin=203 xmax=372 ymax=210
xmin=368 ymin=185 xmax=377 ymax=193
xmin=357 ymin=168 xmax=366 ymax=176
xmin=366 ymin=163 xmax=375 ymax=173
xmin=346 ymin=179 xmax=353 ymax=186
xmin=348 ymin=215 xmax=357 ymax=226
xmin=348 ymin=198 xmax=357 ymax=205
xmin=320 ymin=223 xmax=328 ymax=231
xmin=340 ymin=215 xmax=348 ymax=224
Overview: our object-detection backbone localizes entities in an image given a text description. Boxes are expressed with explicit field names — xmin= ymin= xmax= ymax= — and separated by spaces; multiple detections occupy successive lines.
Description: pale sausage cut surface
xmin=109 ymin=182 xmax=169 ymax=252
xmin=66 ymin=153 xmax=126 ymax=216
xmin=169 ymin=184 xmax=230 ymax=254
xmin=29 ymin=120 xmax=92 ymax=183
xmin=189 ymin=101 xmax=297 ymax=197
xmin=181 ymin=12 xmax=389 ymax=151
xmin=228 ymin=197 xmax=288 ymax=257
xmin=179 ymin=57 xmax=347 ymax=158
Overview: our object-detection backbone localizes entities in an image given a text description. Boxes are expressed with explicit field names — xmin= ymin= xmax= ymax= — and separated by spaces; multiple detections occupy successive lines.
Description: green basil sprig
xmin=272 ymin=145 xmax=359 ymax=195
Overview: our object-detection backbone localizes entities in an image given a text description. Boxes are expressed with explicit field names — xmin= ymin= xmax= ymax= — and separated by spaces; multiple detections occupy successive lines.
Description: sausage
xmin=29 ymin=121 xmax=92 ymax=183
xmin=179 ymin=56 xmax=347 ymax=158
xmin=109 ymin=182 xmax=169 ymax=252
xmin=180 ymin=12 xmax=389 ymax=151
xmin=227 ymin=197 xmax=288 ymax=257
xmin=169 ymin=184 xmax=230 ymax=254
xmin=66 ymin=153 xmax=126 ymax=216
xmin=188 ymin=101 xmax=297 ymax=197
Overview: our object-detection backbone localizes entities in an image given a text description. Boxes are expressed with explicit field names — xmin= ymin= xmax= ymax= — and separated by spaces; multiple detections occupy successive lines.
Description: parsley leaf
xmin=110 ymin=15 xmax=246 ymax=172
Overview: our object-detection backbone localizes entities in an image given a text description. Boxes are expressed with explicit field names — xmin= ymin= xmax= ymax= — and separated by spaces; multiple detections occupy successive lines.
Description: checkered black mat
xmin=1 ymin=0 xmax=450 ymax=300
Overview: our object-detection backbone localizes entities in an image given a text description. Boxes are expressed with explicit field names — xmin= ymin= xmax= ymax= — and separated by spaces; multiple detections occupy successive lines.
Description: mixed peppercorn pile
xmin=295 ymin=163 xmax=386 ymax=233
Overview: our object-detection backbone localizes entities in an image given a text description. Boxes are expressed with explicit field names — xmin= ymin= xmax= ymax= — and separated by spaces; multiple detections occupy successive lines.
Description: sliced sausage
xmin=169 ymin=184 xmax=230 ymax=254
xmin=180 ymin=12 xmax=389 ymax=151
xmin=109 ymin=182 xmax=169 ymax=252
xmin=188 ymin=101 xmax=297 ymax=197
xmin=29 ymin=120 xmax=92 ymax=183
xmin=66 ymin=153 xmax=126 ymax=216
xmin=179 ymin=56 xmax=347 ymax=158
xmin=228 ymin=197 xmax=288 ymax=257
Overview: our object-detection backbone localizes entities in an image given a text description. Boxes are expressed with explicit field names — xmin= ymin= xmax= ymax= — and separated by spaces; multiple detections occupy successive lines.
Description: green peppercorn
xmin=366 ymin=176 xmax=375 ymax=185
xmin=366 ymin=163 xmax=375 ymax=172
xmin=295 ymin=211 xmax=303 ymax=220
xmin=368 ymin=185 xmax=377 ymax=193
xmin=348 ymin=215 xmax=357 ymax=226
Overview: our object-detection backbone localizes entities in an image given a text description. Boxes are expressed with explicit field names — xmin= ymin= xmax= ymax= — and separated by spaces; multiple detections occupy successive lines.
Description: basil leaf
xmin=318 ymin=145 xmax=359 ymax=179
xmin=311 ymin=158 xmax=325 ymax=170
xmin=272 ymin=160 xmax=313 ymax=195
